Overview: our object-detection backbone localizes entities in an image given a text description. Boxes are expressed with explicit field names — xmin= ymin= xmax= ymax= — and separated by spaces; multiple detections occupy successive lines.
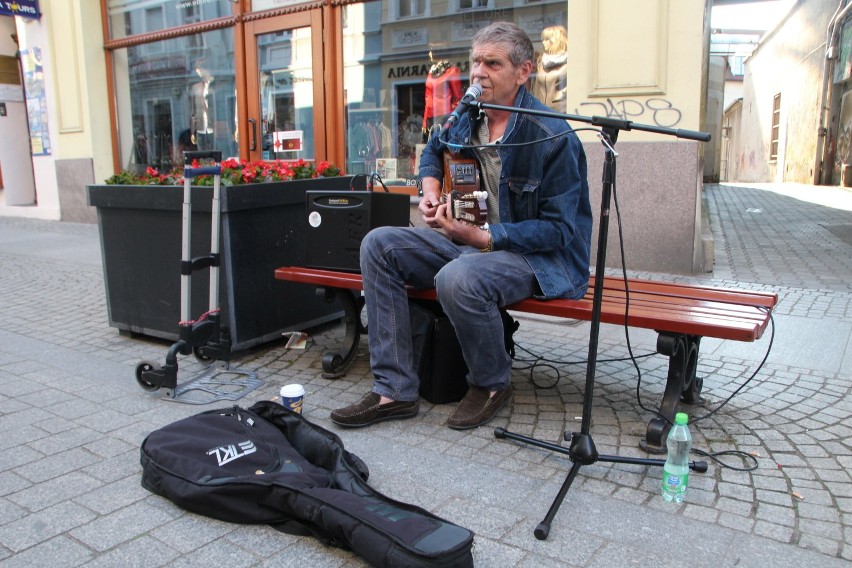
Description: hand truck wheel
xmin=135 ymin=360 xmax=162 ymax=391
xmin=193 ymin=345 xmax=216 ymax=366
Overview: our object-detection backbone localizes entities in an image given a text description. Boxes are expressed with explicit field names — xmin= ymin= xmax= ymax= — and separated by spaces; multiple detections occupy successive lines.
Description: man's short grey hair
xmin=471 ymin=21 xmax=535 ymax=68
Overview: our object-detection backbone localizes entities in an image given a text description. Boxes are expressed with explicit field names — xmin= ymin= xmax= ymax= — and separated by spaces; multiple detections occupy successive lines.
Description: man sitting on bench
xmin=330 ymin=22 xmax=593 ymax=430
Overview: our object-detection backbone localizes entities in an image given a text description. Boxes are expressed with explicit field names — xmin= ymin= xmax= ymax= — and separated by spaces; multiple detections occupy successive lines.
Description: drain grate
xmin=821 ymin=224 xmax=852 ymax=246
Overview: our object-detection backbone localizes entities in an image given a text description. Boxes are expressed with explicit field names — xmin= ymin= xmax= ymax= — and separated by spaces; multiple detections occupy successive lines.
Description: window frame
xmin=770 ymin=92 xmax=781 ymax=163
xmin=393 ymin=0 xmax=430 ymax=20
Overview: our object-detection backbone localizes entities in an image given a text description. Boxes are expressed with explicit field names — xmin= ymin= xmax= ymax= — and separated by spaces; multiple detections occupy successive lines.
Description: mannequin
xmin=532 ymin=25 xmax=569 ymax=113
xmin=422 ymin=57 xmax=463 ymax=139
xmin=190 ymin=58 xmax=215 ymax=150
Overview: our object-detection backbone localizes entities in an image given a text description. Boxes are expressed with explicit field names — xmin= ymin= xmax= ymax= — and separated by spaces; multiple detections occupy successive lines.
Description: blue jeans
xmin=360 ymin=226 xmax=536 ymax=401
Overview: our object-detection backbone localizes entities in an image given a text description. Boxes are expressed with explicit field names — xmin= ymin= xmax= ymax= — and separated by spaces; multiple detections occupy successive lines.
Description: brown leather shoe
xmin=447 ymin=385 xmax=512 ymax=430
xmin=330 ymin=392 xmax=419 ymax=428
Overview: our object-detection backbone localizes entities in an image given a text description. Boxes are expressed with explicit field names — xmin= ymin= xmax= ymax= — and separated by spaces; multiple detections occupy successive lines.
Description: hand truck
xmin=134 ymin=151 xmax=262 ymax=404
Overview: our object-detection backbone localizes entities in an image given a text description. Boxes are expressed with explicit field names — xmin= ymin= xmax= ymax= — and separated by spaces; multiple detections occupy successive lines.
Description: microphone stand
xmin=469 ymin=100 xmax=711 ymax=539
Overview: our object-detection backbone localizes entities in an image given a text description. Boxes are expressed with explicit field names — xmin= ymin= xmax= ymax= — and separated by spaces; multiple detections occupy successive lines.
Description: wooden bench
xmin=275 ymin=265 xmax=778 ymax=451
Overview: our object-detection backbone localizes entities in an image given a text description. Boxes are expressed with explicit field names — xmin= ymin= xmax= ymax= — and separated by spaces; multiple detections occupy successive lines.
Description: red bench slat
xmin=597 ymin=278 xmax=777 ymax=309
xmin=507 ymin=297 xmax=765 ymax=342
xmin=274 ymin=266 xmax=777 ymax=342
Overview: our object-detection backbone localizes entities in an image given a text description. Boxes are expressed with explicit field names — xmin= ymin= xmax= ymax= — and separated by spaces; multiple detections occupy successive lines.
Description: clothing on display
xmin=532 ymin=26 xmax=569 ymax=113
xmin=190 ymin=61 xmax=216 ymax=150
xmin=533 ymin=52 xmax=568 ymax=113
xmin=350 ymin=116 xmax=392 ymax=162
xmin=423 ymin=60 xmax=463 ymax=130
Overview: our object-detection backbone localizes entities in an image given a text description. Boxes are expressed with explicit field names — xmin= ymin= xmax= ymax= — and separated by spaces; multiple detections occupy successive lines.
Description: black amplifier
xmin=305 ymin=190 xmax=410 ymax=272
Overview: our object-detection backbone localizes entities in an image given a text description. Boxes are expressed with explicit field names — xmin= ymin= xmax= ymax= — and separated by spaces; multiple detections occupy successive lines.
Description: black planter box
xmin=87 ymin=177 xmax=359 ymax=350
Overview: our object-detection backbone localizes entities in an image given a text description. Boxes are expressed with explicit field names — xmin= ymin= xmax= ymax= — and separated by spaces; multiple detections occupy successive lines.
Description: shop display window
xmin=112 ymin=28 xmax=238 ymax=173
xmin=103 ymin=0 xmax=569 ymax=177
xmin=256 ymin=27 xmax=317 ymax=161
xmin=106 ymin=0 xmax=235 ymax=40
xmin=341 ymin=0 xmax=566 ymax=186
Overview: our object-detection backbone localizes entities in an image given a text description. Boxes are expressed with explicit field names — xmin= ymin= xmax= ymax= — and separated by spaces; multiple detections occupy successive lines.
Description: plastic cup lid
xmin=280 ymin=384 xmax=305 ymax=397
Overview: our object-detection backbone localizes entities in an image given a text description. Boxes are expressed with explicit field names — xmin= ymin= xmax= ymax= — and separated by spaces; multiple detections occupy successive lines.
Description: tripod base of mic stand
xmin=494 ymin=427 xmax=707 ymax=540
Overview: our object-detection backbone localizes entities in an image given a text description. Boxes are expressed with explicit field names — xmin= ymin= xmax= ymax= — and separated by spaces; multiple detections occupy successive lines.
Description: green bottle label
xmin=664 ymin=473 xmax=688 ymax=493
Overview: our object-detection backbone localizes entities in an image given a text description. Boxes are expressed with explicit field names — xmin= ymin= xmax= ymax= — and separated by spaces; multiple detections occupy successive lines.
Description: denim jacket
xmin=419 ymin=86 xmax=592 ymax=299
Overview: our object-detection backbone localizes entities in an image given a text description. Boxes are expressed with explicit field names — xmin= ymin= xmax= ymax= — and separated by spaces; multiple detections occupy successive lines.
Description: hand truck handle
xmin=183 ymin=151 xmax=222 ymax=178
xmin=183 ymin=150 xmax=222 ymax=163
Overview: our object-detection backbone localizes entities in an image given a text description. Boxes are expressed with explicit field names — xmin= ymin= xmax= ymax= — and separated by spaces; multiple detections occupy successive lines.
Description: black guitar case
xmin=140 ymin=401 xmax=473 ymax=567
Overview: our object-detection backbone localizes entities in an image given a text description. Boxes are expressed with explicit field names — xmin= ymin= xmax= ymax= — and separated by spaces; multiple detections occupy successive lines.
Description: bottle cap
xmin=675 ymin=412 xmax=688 ymax=425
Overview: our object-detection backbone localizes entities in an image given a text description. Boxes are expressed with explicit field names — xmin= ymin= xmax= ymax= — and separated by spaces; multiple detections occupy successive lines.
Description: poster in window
xmin=20 ymin=48 xmax=51 ymax=156
xmin=273 ymin=130 xmax=303 ymax=152
xmin=376 ymin=158 xmax=397 ymax=180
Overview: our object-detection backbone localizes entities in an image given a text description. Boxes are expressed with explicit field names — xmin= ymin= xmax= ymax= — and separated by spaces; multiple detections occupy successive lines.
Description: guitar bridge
xmin=442 ymin=152 xmax=487 ymax=226
xmin=450 ymin=191 xmax=488 ymax=225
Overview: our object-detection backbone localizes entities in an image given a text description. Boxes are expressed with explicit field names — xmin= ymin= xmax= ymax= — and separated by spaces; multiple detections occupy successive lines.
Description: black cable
xmin=439 ymin=114 xmax=771 ymax=471
xmin=513 ymin=341 xmax=659 ymax=390
xmin=349 ymin=173 xmax=370 ymax=191
xmin=602 ymin=135 xmax=771 ymax=472
xmin=369 ymin=173 xmax=391 ymax=192
xmin=430 ymin=123 xmax=610 ymax=390
xmin=437 ymin=126 xmax=602 ymax=151
xmin=351 ymin=172 xmax=392 ymax=192
xmin=609 ymin=154 xmax=666 ymax=422
xmin=691 ymin=447 xmax=759 ymax=472
xmin=515 ymin=358 xmax=562 ymax=390
xmin=514 ymin=343 xmax=659 ymax=367
xmin=690 ymin=309 xmax=775 ymax=424
xmin=608 ymin=156 xmax=776 ymax=430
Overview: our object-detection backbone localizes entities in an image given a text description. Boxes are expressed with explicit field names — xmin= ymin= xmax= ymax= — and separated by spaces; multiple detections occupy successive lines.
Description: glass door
xmin=244 ymin=12 xmax=326 ymax=162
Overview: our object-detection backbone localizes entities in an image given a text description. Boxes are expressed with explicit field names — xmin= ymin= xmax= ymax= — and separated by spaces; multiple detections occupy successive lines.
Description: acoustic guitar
xmin=442 ymin=152 xmax=488 ymax=226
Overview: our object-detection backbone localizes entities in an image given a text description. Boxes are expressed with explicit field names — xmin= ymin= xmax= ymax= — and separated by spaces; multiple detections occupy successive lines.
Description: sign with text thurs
xmin=0 ymin=1 xmax=40 ymax=20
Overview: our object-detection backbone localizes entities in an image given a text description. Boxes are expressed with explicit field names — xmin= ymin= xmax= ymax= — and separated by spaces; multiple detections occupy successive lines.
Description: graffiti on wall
xmin=573 ymin=97 xmax=682 ymax=128
xmin=739 ymin=150 xmax=758 ymax=176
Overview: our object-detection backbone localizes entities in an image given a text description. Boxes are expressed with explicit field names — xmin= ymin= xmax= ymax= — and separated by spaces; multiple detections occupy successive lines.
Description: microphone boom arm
xmin=469 ymin=101 xmax=711 ymax=142
xmin=473 ymin=97 xmax=711 ymax=539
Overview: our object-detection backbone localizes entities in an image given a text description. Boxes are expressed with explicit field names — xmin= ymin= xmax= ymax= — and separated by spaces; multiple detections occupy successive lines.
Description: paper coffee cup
xmin=280 ymin=384 xmax=305 ymax=414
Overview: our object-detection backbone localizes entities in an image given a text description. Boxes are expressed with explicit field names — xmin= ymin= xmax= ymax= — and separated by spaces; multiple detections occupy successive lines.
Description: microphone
xmin=441 ymin=84 xmax=482 ymax=132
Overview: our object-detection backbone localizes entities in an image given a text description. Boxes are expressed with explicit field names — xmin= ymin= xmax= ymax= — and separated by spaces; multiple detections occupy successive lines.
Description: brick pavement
xmin=0 ymin=182 xmax=850 ymax=566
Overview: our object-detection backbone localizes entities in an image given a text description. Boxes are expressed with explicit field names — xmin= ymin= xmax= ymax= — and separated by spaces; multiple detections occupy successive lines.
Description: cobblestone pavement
xmin=0 ymin=183 xmax=850 ymax=567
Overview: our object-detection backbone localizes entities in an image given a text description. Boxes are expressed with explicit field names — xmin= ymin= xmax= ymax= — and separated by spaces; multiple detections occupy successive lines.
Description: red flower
xmin=107 ymin=158 xmax=340 ymax=186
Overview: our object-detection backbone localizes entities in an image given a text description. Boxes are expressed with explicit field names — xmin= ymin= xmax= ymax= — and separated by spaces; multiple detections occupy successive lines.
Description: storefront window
xmin=257 ymin=27 xmax=316 ymax=161
xmin=341 ymin=0 xmax=567 ymax=186
xmin=113 ymin=28 xmax=237 ymax=173
xmin=107 ymin=0 xmax=235 ymax=40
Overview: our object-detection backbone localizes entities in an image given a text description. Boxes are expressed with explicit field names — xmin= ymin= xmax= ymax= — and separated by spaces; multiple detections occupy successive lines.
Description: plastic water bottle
xmin=662 ymin=412 xmax=692 ymax=502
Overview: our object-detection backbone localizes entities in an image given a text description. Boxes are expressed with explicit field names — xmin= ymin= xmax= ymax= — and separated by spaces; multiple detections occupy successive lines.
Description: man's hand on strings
xmin=419 ymin=177 xmax=443 ymax=228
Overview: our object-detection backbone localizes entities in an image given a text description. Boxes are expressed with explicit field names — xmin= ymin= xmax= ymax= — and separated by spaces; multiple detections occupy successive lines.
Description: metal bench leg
xmin=640 ymin=332 xmax=702 ymax=453
xmin=316 ymin=287 xmax=365 ymax=379
xmin=679 ymin=335 xmax=703 ymax=404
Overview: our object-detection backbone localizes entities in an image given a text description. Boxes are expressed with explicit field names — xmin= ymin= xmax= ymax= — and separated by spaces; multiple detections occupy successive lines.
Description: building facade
xmin=729 ymin=0 xmax=852 ymax=185
xmin=0 ymin=0 xmax=714 ymax=273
